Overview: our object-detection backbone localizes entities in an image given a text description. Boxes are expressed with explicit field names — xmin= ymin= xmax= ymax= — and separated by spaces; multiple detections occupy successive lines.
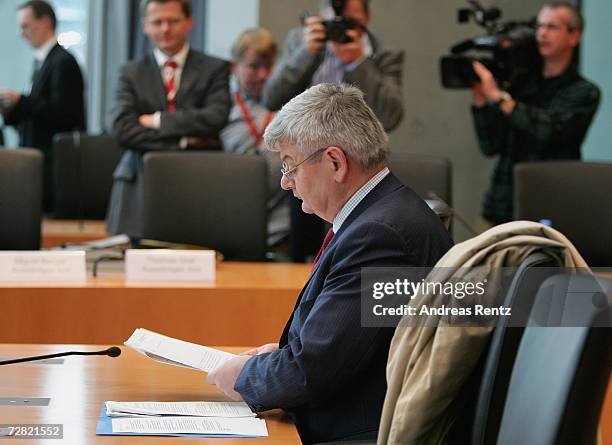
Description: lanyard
xmin=235 ymin=92 xmax=274 ymax=146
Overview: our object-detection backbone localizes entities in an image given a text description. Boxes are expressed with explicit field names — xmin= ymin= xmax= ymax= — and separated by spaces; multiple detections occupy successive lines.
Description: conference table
xmin=0 ymin=262 xmax=311 ymax=346
xmin=41 ymin=220 xmax=110 ymax=248
xmin=0 ymin=344 xmax=301 ymax=444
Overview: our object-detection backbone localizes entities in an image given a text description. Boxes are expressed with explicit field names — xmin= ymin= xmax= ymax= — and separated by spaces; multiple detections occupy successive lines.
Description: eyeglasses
xmin=280 ymin=147 xmax=328 ymax=179
xmin=536 ymin=22 xmax=568 ymax=32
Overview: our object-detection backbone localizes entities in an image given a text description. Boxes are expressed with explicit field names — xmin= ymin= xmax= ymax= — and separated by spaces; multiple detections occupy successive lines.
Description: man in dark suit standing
xmin=106 ymin=0 xmax=230 ymax=239
xmin=208 ymin=83 xmax=453 ymax=444
xmin=0 ymin=0 xmax=85 ymax=213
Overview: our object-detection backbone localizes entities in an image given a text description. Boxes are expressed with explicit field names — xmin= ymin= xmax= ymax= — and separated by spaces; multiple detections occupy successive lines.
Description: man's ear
xmin=185 ymin=15 xmax=195 ymax=33
xmin=569 ymin=30 xmax=581 ymax=48
xmin=326 ymin=146 xmax=349 ymax=181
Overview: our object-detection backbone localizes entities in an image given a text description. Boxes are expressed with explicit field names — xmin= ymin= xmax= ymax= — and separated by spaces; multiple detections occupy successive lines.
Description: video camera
xmin=440 ymin=0 xmax=539 ymax=89
xmin=301 ymin=0 xmax=362 ymax=44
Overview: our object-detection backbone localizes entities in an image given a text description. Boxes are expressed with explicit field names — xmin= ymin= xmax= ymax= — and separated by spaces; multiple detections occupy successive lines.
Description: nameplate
xmin=125 ymin=250 xmax=216 ymax=283
xmin=0 ymin=251 xmax=86 ymax=283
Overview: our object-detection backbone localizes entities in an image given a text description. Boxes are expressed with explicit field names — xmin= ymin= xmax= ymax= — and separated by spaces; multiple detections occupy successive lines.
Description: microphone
xmin=0 ymin=346 xmax=121 ymax=366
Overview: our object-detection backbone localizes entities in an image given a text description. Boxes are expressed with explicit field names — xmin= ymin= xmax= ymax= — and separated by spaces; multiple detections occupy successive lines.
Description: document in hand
xmin=124 ymin=328 xmax=235 ymax=372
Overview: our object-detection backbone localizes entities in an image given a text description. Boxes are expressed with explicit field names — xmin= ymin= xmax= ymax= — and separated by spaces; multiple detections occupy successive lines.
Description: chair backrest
xmin=53 ymin=132 xmax=122 ymax=219
xmin=388 ymin=153 xmax=452 ymax=205
xmin=496 ymin=273 xmax=612 ymax=445
xmin=468 ymin=252 xmax=561 ymax=445
xmin=142 ymin=151 xmax=268 ymax=261
xmin=0 ymin=148 xmax=43 ymax=249
xmin=514 ymin=161 xmax=612 ymax=266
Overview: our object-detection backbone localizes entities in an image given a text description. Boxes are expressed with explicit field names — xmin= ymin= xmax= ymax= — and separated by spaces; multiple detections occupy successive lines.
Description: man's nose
xmin=258 ymin=67 xmax=271 ymax=81
xmin=280 ymin=174 xmax=293 ymax=190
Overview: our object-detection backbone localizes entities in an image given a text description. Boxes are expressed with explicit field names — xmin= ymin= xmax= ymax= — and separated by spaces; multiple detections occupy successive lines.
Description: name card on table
xmin=0 ymin=251 xmax=86 ymax=283
xmin=125 ymin=250 xmax=216 ymax=283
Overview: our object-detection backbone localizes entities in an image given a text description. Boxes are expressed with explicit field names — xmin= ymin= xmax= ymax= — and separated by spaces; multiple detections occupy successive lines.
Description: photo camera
xmin=301 ymin=0 xmax=363 ymax=44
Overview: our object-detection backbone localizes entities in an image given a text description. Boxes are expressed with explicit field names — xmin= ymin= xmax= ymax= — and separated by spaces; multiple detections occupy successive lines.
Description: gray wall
xmin=206 ymin=0 xmax=259 ymax=59
xmin=582 ymin=0 xmax=612 ymax=162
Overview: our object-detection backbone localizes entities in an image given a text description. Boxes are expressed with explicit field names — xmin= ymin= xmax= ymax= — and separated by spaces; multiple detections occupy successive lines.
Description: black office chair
xmin=463 ymin=252 xmax=562 ymax=445
xmin=141 ymin=151 xmax=268 ymax=261
xmin=388 ymin=153 xmax=452 ymax=205
xmin=53 ymin=132 xmax=122 ymax=220
xmin=0 ymin=148 xmax=43 ymax=249
xmin=514 ymin=161 xmax=612 ymax=266
xmin=496 ymin=273 xmax=612 ymax=445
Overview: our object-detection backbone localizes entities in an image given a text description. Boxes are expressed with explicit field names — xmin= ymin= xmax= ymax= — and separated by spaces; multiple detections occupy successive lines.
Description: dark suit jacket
xmin=106 ymin=49 xmax=230 ymax=237
xmin=235 ymin=173 xmax=453 ymax=444
xmin=3 ymin=43 xmax=85 ymax=211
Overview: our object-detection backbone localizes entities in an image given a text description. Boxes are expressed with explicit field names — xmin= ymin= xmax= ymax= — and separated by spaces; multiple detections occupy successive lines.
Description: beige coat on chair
xmin=377 ymin=221 xmax=589 ymax=445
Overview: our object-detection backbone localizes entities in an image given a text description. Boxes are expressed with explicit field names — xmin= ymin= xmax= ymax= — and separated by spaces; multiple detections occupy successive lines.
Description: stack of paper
xmin=124 ymin=328 xmax=236 ymax=372
xmin=98 ymin=401 xmax=268 ymax=438
xmin=106 ymin=401 xmax=256 ymax=418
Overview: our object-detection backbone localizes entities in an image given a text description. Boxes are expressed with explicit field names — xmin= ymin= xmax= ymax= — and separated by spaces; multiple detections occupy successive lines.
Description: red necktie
xmin=312 ymin=228 xmax=334 ymax=270
xmin=164 ymin=60 xmax=178 ymax=112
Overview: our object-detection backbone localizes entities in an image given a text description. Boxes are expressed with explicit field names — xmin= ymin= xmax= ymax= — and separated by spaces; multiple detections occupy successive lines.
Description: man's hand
xmin=471 ymin=82 xmax=487 ymax=107
xmin=472 ymin=61 xmax=515 ymax=114
xmin=240 ymin=343 xmax=279 ymax=356
xmin=138 ymin=113 xmax=157 ymax=129
xmin=472 ymin=61 xmax=502 ymax=103
xmin=0 ymin=90 xmax=21 ymax=110
xmin=302 ymin=16 xmax=326 ymax=56
xmin=330 ymin=29 xmax=364 ymax=65
xmin=207 ymin=355 xmax=252 ymax=401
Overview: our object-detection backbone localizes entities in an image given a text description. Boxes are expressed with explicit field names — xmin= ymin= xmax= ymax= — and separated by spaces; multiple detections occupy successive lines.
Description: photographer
xmin=262 ymin=0 xmax=404 ymax=132
xmin=471 ymin=1 xmax=600 ymax=230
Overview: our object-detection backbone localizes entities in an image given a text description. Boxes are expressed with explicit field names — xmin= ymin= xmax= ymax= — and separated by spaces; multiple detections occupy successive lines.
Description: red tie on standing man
xmin=164 ymin=60 xmax=177 ymax=112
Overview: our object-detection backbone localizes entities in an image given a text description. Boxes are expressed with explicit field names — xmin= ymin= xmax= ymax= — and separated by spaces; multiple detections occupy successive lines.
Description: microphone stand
xmin=0 ymin=347 xmax=121 ymax=366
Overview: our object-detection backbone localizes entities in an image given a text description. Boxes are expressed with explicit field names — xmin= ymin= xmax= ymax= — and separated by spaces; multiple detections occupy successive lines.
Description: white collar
xmin=35 ymin=36 xmax=57 ymax=62
xmin=153 ymin=43 xmax=190 ymax=69
xmin=332 ymin=167 xmax=390 ymax=233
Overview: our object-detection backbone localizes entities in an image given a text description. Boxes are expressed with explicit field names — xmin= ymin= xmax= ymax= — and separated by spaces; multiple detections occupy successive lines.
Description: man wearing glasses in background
xmin=470 ymin=1 xmax=600 ymax=232
xmin=208 ymin=83 xmax=453 ymax=444
xmin=106 ymin=0 xmax=229 ymax=241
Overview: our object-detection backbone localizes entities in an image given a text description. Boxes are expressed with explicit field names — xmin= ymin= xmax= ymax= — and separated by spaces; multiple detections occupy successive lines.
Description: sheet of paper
xmin=105 ymin=401 xmax=255 ymax=418
xmin=124 ymin=328 xmax=236 ymax=372
xmin=111 ymin=416 xmax=268 ymax=437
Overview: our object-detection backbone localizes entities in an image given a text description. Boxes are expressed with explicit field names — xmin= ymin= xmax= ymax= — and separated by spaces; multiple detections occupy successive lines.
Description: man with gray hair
xmin=208 ymin=83 xmax=452 ymax=444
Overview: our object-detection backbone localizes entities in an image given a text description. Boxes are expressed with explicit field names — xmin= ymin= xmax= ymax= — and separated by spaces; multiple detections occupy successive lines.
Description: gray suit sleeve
xmin=263 ymin=28 xmax=404 ymax=132
xmin=112 ymin=64 xmax=180 ymax=152
xmin=262 ymin=28 xmax=324 ymax=111
xmin=344 ymin=48 xmax=404 ymax=132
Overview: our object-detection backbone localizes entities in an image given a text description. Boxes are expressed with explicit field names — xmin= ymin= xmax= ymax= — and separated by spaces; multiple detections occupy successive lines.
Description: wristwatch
xmin=495 ymin=91 xmax=512 ymax=107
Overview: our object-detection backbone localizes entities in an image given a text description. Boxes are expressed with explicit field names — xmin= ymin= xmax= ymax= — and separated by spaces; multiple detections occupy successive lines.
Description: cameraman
xmin=471 ymin=1 xmax=600 ymax=230
xmin=262 ymin=0 xmax=404 ymax=132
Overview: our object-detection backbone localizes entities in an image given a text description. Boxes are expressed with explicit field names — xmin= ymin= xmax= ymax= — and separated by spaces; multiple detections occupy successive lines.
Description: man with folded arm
xmin=106 ymin=0 xmax=230 ymax=239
